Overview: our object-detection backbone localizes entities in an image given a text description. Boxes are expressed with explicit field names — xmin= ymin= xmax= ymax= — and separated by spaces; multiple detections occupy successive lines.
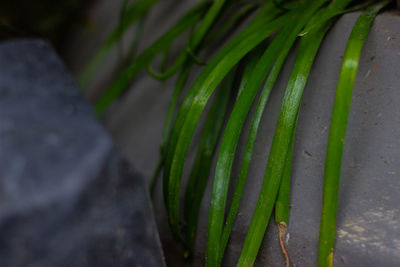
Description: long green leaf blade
xmin=149 ymin=66 xmax=191 ymax=195
xmin=163 ymin=2 xmax=284 ymax=242
xmin=217 ymin=5 xmax=311 ymax=261
xmin=275 ymin=125 xmax=296 ymax=226
xmin=147 ymin=0 xmax=229 ymax=81
xmin=183 ymin=68 xmax=236 ymax=257
xmin=318 ymin=2 xmax=390 ymax=266
xmin=236 ymin=0 xmax=359 ymax=264
xmin=274 ymin=117 xmax=296 ymax=267
xmin=150 ymin=0 xmax=237 ymax=193
xmin=208 ymin=1 xmax=330 ymax=265
xmin=189 ymin=0 xmax=228 ymax=50
xmin=204 ymin=2 xmax=259 ymax=45
xmin=274 ymin=0 xmax=365 ymax=235
xmin=80 ymin=0 xmax=158 ymax=89
xmin=94 ymin=1 xmax=211 ymax=115
xmin=237 ymin=22 xmax=330 ymax=267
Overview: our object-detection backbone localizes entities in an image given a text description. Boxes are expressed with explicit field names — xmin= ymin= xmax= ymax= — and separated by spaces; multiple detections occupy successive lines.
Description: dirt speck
xmin=303 ymin=150 xmax=312 ymax=158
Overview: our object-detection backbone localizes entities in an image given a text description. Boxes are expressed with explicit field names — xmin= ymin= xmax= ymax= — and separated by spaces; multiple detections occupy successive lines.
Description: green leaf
xmin=149 ymin=66 xmax=191 ymax=196
xmin=189 ymin=0 xmax=228 ymax=50
xmin=236 ymin=0 xmax=359 ymax=265
xmin=216 ymin=4 xmax=310 ymax=261
xmin=146 ymin=0 xmax=229 ymax=80
xmin=217 ymin=47 xmax=265 ymax=260
xmin=163 ymin=2 xmax=283 ymax=243
xmin=206 ymin=1 xmax=331 ymax=263
xmin=235 ymin=45 xmax=264 ymax=99
xmin=150 ymin=0 xmax=247 ymax=199
xmin=298 ymin=0 xmax=376 ymax=36
xmin=183 ymin=67 xmax=236 ymax=257
xmin=205 ymin=1 xmax=331 ymax=265
xmin=218 ymin=10 xmax=306 ymax=256
xmin=274 ymin=120 xmax=296 ymax=227
xmin=204 ymin=2 xmax=260 ymax=46
xmin=80 ymin=0 xmax=158 ymax=89
xmin=318 ymin=2 xmax=390 ymax=266
xmin=94 ymin=0 xmax=211 ymax=115
xmin=274 ymin=122 xmax=296 ymax=267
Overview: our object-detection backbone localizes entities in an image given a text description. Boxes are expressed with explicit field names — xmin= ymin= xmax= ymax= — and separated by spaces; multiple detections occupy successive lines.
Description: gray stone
xmin=0 ymin=40 xmax=164 ymax=267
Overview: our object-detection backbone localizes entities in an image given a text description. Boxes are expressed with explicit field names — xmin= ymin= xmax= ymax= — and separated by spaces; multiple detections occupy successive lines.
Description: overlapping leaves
xmin=83 ymin=0 xmax=392 ymax=266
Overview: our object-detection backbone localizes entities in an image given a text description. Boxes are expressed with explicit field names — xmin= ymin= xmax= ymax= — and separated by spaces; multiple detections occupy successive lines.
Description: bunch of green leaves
xmin=80 ymin=0 xmax=159 ymax=89
xmin=83 ymin=0 xmax=393 ymax=266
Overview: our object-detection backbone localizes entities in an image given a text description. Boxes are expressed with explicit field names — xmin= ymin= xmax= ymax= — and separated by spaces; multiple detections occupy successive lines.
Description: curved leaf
xmin=163 ymin=2 xmax=284 ymax=243
xmin=236 ymin=0 xmax=355 ymax=265
xmin=183 ymin=68 xmax=236 ymax=257
xmin=318 ymin=2 xmax=390 ymax=266
xmin=94 ymin=1 xmax=211 ymax=115
xmin=80 ymin=0 xmax=158 ymax=89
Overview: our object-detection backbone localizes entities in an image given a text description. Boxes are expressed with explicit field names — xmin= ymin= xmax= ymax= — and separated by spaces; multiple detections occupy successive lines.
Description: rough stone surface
xmin=65 ymin=3 xmax=400 ymax=266
xmin=0 ymin=40 xmax=165 ymax=267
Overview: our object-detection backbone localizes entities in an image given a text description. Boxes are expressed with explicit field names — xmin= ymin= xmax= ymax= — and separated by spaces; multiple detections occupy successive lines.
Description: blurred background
xmin=0 ymin=0 xmax=93 ymax=53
